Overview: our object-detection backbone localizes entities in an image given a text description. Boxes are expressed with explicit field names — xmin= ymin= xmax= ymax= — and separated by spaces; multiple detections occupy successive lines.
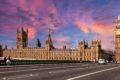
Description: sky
xmin=0 ymin=0 xmax=120 ymax=50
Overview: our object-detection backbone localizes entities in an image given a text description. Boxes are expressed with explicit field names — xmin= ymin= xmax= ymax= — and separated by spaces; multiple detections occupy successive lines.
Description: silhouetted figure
xmin=4 ymin=57 xmax=7 ymax=65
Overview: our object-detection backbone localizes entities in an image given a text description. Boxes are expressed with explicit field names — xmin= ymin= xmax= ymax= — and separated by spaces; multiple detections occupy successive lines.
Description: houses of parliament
xmin=0 ymin=25 xmax=114 ymax=62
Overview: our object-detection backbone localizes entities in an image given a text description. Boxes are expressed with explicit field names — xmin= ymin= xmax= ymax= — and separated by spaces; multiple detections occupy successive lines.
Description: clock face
xmin=116 ymin=29 xmax=120 ymax=35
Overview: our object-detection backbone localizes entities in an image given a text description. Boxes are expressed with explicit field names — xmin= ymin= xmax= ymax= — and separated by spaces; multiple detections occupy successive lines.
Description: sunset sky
xmin=0 ymin=0 xmax=120 ymax=50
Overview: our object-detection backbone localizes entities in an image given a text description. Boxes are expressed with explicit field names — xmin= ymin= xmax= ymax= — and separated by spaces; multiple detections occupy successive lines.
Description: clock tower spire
xmin=117 ymin=16 xmax=120 ymax=27
xmin=115 ymin=15 xmax=120 ymax=63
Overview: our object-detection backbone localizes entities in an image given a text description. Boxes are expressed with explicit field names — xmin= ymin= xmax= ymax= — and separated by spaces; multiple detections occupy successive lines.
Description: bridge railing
xmin=0 ymin=60 xmax=91 ymax=66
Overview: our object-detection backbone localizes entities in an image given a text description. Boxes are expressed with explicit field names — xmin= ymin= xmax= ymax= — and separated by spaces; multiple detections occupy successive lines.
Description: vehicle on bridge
xmin=98 ymin=59 xmax=107 ymax=65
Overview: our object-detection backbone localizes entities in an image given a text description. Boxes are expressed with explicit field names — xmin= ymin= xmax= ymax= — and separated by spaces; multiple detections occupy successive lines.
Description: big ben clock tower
xmin=115 ymin=16 xmax=120 ymax=63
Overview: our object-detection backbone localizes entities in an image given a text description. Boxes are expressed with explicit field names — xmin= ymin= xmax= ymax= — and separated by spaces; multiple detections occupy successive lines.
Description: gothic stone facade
xmin=115 ymin=16 xmax=120 ymax=63
xmin=1 ymin=28 xmax=102 ymax=61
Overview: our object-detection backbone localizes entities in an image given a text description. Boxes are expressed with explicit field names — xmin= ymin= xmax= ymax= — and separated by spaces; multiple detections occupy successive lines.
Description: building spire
xmin=27 ymin=28 xmax=28 ymax=33
xmin=36 ymin=38 xmax=41 ymax=47
xmin=49 ymin=28 xmax=50 ymax=34
xmin=21 ymin=27 xmax=24 ymax=32
xmin=17 ymin=27 xmax=19 ymax=32
xmin=4 ymin=44 xmax=7 ymax=50
xmin=48 ymin=28 xmax=52 ymax=36
xmin=46 ymin=28 xmax=52 ymax=42
xmin=0 ymin=44 xmax=2 ymax=53
xmin=118 ymin=15 xmax=120 ymax=21
xmin=45 ymin=28 xmax=54 ymax=50
xmin=117 ymin=15 xmax=120 ymax=27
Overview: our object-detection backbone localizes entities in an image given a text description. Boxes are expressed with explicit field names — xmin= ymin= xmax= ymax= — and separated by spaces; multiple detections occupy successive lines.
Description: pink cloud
xmin=92 ymin=22 xmax=114 ymax=50
xmin=74 ymin=19 xmax=90 ymax=33
xmin=17 ymin=0 xmax=61 ymax=32
xmin=0 ymin=0 xmax=117 ymax=50
xmin=17 ymin=0 xmax=44 ymax=15
xmin=28 ymin=27 xmax=36 ymax=40
xmin=92 ymin=22 xmax=114 ymax=35
xmin=74 ymin=17 xmax=115 ymax=50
